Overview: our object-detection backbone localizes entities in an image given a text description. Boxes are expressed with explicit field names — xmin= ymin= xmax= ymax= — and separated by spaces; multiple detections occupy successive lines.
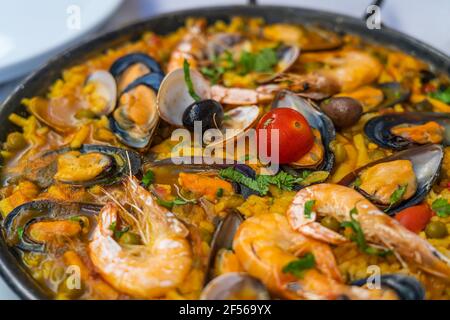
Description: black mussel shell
xmin=144 ymin=156 xmax=235 ymax=173
xmin=25 ymin=145 xmax=141 ymax=188
xmin=205 ymin=211 xmax=243 ymax=284
xmin=3 ymin=200 xmax=101 ymax=252
xmin=352 ymin=274 xmax=425 ymax=300
xmin=339 ymin=144 xmax=444 ymax=215
xmin=375 ymin=82 xmax=411 ymax=111
xmin=110 ymin=53 xmax=163 ymax=78
xmin=272 ymin=90 xmax=336 ymax=172
xmin=110 ymin=72 xmax=164 ymax=149
xmin=365 ymin=112 xmax=450 ymax=150
xmin=182 ymin=99 xmax=224 ymax=132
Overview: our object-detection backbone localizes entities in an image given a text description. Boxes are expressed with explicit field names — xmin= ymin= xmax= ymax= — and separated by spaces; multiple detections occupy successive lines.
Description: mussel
xmin=339 ymin=144 xmax=444 ymax=215
xmin=3 ymin=200 xmax=101 ymax=252
xmin=201 ymin=272 xmax=270 ymax=300
xmin=374 ymin=82 xmax=411 ymax=111
xmin=23 ymin=144 xmax=141 ymax=188
xmin=365 ymin=112 xmax=450 ymax=150
xmin=205 ymin=210 xmax=243 ymax=283
xmin=110 ymin=53 xmax=163 ymax=78
xmin=272 ymin=90 xmax=336 ymax=172
xmin=352 ymin=274 xmax=425 ymax=300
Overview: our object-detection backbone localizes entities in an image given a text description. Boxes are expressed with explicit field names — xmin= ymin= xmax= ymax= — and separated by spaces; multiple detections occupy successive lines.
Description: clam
xmin=365 ymin=112 xmax=450 ymax=150
xmin=84 ymin=70 xmax=117 ymax=116
xmin=206 ymin=33 xmax=243 ymax=60
xmin=339 ymin=144 xmax=444 ymax=215
xmin=110 ymin=72 xmax=164 ymax=149
xmin=352 ymin=274 xmax=425 ymax=300
xmin=205 ymin=211 xmax=243 ymax=283
xmin=375 ymin=82 xmax=411 ymax=111
xmin=272 ymin=90 xmax=336 ymax=172
xmin=201 ymin=272 xmax=270 ymax=300
xmin=23 ymin=145 xmax=141 ymax=188
xmin=3 ymin=200 xmax=101 ymax=252
xmin=256 ymin=45 xmax=300 ymax=84
xmin=157 ymin=68 xmax=260 ymax=145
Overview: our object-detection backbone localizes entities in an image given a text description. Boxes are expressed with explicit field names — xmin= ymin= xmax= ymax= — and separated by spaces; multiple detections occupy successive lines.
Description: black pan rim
xmin=0 ymin=4 xmax=449 ymax=300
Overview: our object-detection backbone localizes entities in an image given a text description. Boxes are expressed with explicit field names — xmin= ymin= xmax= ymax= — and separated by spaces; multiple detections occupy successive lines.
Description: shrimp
xmin=88 ymin=176 xmax=192 ymax=299
xmin=233 ymin=213 xmax=397 ymax=299
xmin=287 ymin=183 xmax=450 ymax=280
xmin=167 ymin=19 xmax=208 ymax=73
xmin=278 ymin=50 xmax=382 ymax=97
xmin=211 ymin=84 xmax=277 ymax=105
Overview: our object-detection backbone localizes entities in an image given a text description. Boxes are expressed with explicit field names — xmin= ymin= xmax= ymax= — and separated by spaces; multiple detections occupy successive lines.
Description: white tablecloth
xmin=1 ymin=0 xmax=449 ymax=299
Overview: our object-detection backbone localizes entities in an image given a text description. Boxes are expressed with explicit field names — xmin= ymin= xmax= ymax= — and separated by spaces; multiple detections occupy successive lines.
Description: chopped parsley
xmin=157 ymin=197 xmax=196 ymax=209
xmin=239 ymin=48 xmax=278 ymax=74
xmin=142 ymin=170 xmax=155 ymax=187
xmin=216 ymin=188 xmax=224 ymax=198
xmin=353 ymin=177 xmax=362 ymax=188
xmin=282 ymin=253 xmax=316 ymax=279
xmin=304 ymin=200 xmax=316 ymax=219
xmin=108 ymin=221 xmax=130 ymax=239
xmin=219 ymin=167 xmax=304 ymax=196
xmin=387 ymin=184 xmax=408 ymax=210
xmin=341 ymin=208 xmax=391 ymax=257
xmin=17 ymin=227 xmax=24 ymax=240
xmin=431 ymin=198 xmax=450 ymax=217
xmin=429 ymin=87 xmax=450 ymax=104
xmin=183 ymin=59 xmax=201 ymax=101
xmin=201 ymin=51 xmax=235 ymax=84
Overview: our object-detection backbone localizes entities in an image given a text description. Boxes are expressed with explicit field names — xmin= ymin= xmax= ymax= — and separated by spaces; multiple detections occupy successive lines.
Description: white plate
xmin=0 ymin=0 xmax=123 ymax=83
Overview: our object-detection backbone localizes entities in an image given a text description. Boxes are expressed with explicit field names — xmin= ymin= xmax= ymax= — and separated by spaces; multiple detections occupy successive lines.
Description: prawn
xmin=88 ymin=176 xmax=192 ymax=299
xmin=233 ymin=213 xmax=397 ymax=299
xmin=167 ymin=19 xmax=208 ymax=73
xmin=287 ymin=183 xmax=450 ymax=280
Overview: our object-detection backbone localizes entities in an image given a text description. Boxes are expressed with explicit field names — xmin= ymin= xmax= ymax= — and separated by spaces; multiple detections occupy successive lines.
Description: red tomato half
xmin=256 ymin=108 xmax=314 ymax=164
xmin=395 ymin=204 xmax=433 ymax=233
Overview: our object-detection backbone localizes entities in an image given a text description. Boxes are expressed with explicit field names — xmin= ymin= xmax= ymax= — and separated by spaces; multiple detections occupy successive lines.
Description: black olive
xmin=182 ymin=99 xmax=224 ymax=132
xmin=320 ymin=97 xmax=363 ymax=129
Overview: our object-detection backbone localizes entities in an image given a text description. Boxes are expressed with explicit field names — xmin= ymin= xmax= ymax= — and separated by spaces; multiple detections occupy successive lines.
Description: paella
xmin=0 ymin=17 xmax=450 ymax=300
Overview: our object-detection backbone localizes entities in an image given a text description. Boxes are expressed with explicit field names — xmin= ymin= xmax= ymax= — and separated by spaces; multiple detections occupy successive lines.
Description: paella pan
xmin=0 ymin=5 xmax=449 ymax=300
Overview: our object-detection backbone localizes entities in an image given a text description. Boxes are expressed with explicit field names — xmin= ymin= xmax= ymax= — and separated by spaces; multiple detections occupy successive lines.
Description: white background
xmin=0 ymin=0 xmax=449 ymax=299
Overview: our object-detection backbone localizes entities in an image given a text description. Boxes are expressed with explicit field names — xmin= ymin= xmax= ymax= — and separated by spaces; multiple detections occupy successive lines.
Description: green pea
xmin=6 ymin=132 xmax=27 ymax=151
xmin=321 ymin=216 xmax=341 ymax=232
xmin=119 ymin=232 xmax=141 ymax=245
xmin=425 ymin=221 xmax=448 ymax=239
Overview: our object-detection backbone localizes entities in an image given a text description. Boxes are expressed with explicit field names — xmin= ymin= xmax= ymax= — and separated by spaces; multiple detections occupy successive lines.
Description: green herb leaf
xmin=157 ymin=197 xmax=196 ymax=209
xmin=388 ymin=184 xmax=408 ymax=210
xmin=254 ymin=48 xmax=278 ymax=72
xmin=429 ymin=87 xmax=450 ymax=104
xmin=183 ymin=59 xmax=201 ymax=102
xmin=114 ymin=226 xmax=130 ymax=239
xmin=109 ymin=221 xmax=117 ymax=232
xmin=282 ymin=253 xmax=316 ymax=279
xmin=341 ymin=208 xmax=391 ymax=257
xmin=142 ymin=170 xmax=155 ymax=187
xmin=353 ymin=177 xmax=362 ymax=188
xmin=304 ymin=200 xmax=316 ymax=219
xmin=216 ymin=188 xmax=224 ymax=198
xmin=432 ymin=198 xmax=450 ymax=217
xmin=17 ymin=227 xmax=24 ymax=240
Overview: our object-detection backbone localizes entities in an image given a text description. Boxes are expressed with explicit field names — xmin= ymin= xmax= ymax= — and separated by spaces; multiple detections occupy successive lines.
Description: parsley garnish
xmin=341 ymin=208 xmax=391 ymax=257
xmin=431 ymin=198 xmax=450 ymax=217
xmin=304 ymin=200 xmax=316 ymax=219
xmin=353 ymin=177 xmax=362 ymax=188
xmin=201 ymin=51 xmax=235 ymax=84
xmin=219 ymin=167 xmax=304 ymax=196
xmin=429 ymin=87 xmax=450 ymax=104
xmin=142 ymin=170 xmax=155 ymax=187
xmin=216 ymin=188 xmax=224 ymax=198
xmin=238 ymin=48 xmax=278 ymax=75
xmin=109 ymin=221 xmax=130 ymax=239
xmin=183 ymin=59 xmax=201 ymax=102
xmin=387 ymin=184 xmax=408 ymax=211
xmin=282 ymin=253 xmax=316 ymax=279
xmin=17 ymin=227 xmax=24 ymax=240
xmin=157 ymin=197 xmax=196 ymax=209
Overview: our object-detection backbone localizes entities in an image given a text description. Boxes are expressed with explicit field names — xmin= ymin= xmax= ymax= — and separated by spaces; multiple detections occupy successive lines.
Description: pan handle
xmin=248 ymin=0 xmax=258 ymax=5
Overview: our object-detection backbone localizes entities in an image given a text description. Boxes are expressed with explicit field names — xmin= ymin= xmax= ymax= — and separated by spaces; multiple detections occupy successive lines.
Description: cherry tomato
xmin=395 ymin=204 xmax=433 ymax=233
xmin=256 ymin=108 xmax=314 ymax=164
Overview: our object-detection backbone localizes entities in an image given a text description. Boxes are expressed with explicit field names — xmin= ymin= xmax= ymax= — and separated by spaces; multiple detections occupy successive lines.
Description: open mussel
xmin=201 ymin=272 xmax=270 ymax=300
xmin=23 ymin=145 xmax=141 ymax=188
xmin=339 ymin=144 xmax=444 ymax=215
xmin=110 ymin=53 xmax=163 ymax=79
xmin=3 ymin=200 xmax=101 ymax=252
xmin=374 ymin=82 xmax=411 ymax=111
xmin=365 ymin=112 xmax=450 ymax=150
xmin=272 ymin=90 xmax=336 ymax=172
xmin=352 ymin=274 xmax=425 ymax=300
